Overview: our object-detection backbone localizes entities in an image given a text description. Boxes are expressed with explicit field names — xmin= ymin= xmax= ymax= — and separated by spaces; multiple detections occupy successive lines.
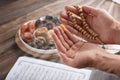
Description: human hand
xmin=60 ymin=6 xmax=119 ymax=44
xmin=51 ymin=25 xmax=108 ymax=68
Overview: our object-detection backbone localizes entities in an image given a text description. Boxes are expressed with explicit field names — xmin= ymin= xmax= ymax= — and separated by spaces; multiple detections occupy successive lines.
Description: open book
xmin=6 ymin=56 xmax=92 ymax=80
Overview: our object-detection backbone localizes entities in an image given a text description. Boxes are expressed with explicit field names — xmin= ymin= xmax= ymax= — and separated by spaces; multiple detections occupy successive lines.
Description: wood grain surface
xmin=0 ymin=0 xmax=120 ymax=80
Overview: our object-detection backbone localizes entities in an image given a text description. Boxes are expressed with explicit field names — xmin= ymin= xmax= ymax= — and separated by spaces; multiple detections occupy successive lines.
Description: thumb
xmin=82 ymin=6 xmax=98 ymax=16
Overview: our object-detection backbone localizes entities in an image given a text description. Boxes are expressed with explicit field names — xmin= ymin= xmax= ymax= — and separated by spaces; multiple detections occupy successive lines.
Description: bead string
xmin=74 ymin=5 xmax=98 ymax=37
xmin=66 ymin=6 xmax=104 ymax=44
xmin=67 ymin=11 xmax=93 ymax=39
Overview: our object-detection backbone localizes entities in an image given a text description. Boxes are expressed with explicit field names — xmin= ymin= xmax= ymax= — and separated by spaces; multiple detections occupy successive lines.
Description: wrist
xmin=92 ymin=53 xmax=120 ymax=76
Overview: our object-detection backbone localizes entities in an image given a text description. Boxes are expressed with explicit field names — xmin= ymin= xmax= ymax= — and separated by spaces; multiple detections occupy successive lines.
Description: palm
xmin=86 ymin=10 xmax=115 ymax=43
xmin=65 ymin=41 xmax=91 ymax=68
xmin=52 ymin=26 xmax=107 ymax=68
xmin=65 ymin=41 xmax=106 ymax=68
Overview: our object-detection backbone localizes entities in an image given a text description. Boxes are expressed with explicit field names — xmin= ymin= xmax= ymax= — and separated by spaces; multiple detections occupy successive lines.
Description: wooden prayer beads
xmin=66 ymin=6 xmax=104 ymax=44
xmin=74 ymin=5 xmax=98 ymax=37
xmin=67 ymin=11 xmax=93 ymax=39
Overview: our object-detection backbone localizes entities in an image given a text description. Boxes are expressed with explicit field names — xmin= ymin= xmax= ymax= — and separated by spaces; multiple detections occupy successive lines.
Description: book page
xmin=6 ymin=56 xmax=92 ymax=80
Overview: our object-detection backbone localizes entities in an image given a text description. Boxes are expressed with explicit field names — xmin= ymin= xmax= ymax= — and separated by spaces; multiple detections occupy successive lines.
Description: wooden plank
xmin=0 ymin=0 xmax=17 ymax=7
xmin=0 ymin=0 xmax=57 ymax=25
xmin=0 ymin=0 xmax=37 ymax=14
xmin=0 ymin=37 xmax=15 ymax=54
xmin=0 ymin=48 xmax=25 ymax=79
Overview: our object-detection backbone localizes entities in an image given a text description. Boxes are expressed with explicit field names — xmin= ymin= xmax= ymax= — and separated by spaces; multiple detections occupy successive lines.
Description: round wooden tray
xmin=15 ymin=31 xmax=59 ymax=59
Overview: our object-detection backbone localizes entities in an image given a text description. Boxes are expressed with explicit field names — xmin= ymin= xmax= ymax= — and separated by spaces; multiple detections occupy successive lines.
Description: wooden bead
xmin=71 ymin=17 xmax=77 ymax=25
xmin=85 ymin=26 xmax=89 ymax=29
xmin=91 ymin=32 xmax=95 ymax=36
xmin=76 ymin=25 xmax=80 ymax=29
xmin=79 ymin=27 xmax=82 ymax=31
xmin=67 ymin=11 xmax=72 ymax=17
xmin=82 ymin=31 xmax=87 ymax=35
xmin=72 ymin=18 xmax=76 ymax=22
xmin=87 ymin=34 xmax=91 ymax=38
xmin=80 ymin=13 xmax=84 ymax=16
xmin=78 ymin=8 xmax=82 ymax=13
xmin=81 ymin=29 xmax=85 ymax=33
xmin=67 ymin=9 xmax=104 ymax=43
xmin=94 ymin=34 xmax=98 ymax=37
xmin=88 ymin=29 xmax=93 ymax=33
xmin=82 ymin=18 xmax=86 ymax=21
xmin=74 ymin=24 xmax=77 ymax=27
xmin=73 ymin=22 xmax=76 ymax=24
xmin=92 ymin=36 xmax=96 ymax=40
xmin=82 ymin=21 xmax=86 ymax=25
xmin=84 ymin=23 xmax=88 ymax=27
xmin=75 ymin=5 xmax=82 ymax=12
xmin=93 ymin=33 xmax=98 ymax=37
xmin=89 ymin=36 xmax=93 ymax=39
xmin=84 ymin=33 xmax=88 ymax=37
xmin=81 ymin=16 xmax=85 ymax=19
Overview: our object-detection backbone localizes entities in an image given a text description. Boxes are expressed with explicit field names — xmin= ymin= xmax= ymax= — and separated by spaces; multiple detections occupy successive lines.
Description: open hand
xmin=60 ymin=6 xmax=119 ymax=44
xmin=51 ymin=26 xmax=108 ymax=68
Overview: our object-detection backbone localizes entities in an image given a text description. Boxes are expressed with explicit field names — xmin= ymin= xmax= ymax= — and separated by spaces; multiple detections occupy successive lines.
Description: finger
xmin=60 ymin=24 xmax=99 ymax=44
xmin=60 ymin=12 xmax=82 ymax=26
xmin=60 ymin=17 xmax=73 ymax=27
xmin=59 ymin=26 xmax=74 ymax=47
xmin=65 ymin=6 xmax=79 ymax=15
xmin=59 ymin=20 xmax=83 ymax=40
xmin=60 ymin=17 xmax=81 ymax=36
xmin=60 ymin=12 xmax=68 ymax=21
xmin=65 ymin=24 xmax=79 ymax=35
xmin=63 ymin=25 xmax=79 ymax=43
xmin=54 ymin=27 xmax=70 ymax=50
xmin=59 ymin=25 xmax=76 ymax=58
xmin=82 ymin=6 xmax=98 ymax=16
xmin=60 ymin=14 xmax=98 ymax=43
xmin=64 ymin=25 xmax=98 ymax=43
xmin=65 ymin=6 xmax=88 ymax=18
xmin=60 ymin=18 xmax=97 ymax=43
xmin=51 ymin=32 xmax=66 ymax=53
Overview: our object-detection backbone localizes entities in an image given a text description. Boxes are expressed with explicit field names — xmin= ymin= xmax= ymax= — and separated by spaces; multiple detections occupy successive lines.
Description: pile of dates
xmin=21 ymin=16 xmax=60 ymax=49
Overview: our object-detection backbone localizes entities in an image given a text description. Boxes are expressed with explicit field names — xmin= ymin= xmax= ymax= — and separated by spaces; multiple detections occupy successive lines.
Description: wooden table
xmin=0 ymin=0 xmax=120 ymax=80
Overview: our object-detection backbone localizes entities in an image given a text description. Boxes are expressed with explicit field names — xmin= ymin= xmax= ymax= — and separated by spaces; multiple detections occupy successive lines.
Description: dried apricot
xmin=23 ymin=32 xmax=34 ymax=40
xmin=21 ymin=24 xmax=28 ymax=34
xmin=28 ymin=22 xmax=35 ymax=33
